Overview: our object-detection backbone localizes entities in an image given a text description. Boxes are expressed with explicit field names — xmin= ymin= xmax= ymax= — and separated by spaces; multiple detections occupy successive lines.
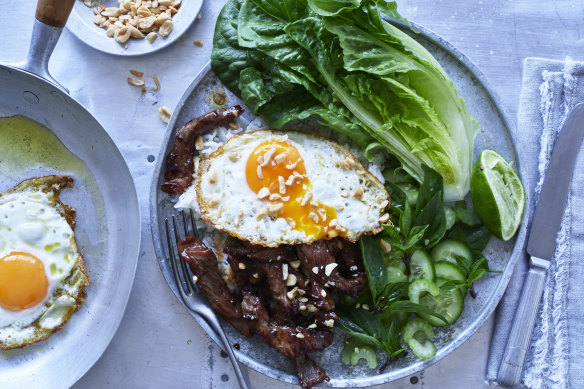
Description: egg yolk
xmin=246 ymin=140 xmax=342 ymax=240
xmin=0 ymin=252 xmax=49 ymax=312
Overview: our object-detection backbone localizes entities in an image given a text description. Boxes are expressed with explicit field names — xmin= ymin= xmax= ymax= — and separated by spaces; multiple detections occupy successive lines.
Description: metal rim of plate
xmin=0 ymin=65 xmax=142 ymax=389
xmin=150 ymin=20 xmax=529 ymax=387
xmin=66 ymin=0 xmax=203 ymax=57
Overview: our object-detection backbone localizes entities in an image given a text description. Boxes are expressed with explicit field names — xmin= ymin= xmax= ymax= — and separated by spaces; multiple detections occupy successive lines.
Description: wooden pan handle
xmin=35 ymin=0 xmax=76 ymax=28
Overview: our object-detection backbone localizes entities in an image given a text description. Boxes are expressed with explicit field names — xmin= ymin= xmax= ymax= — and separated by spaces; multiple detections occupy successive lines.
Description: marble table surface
xmin=2 ymin=0 xmax=583 ymax=388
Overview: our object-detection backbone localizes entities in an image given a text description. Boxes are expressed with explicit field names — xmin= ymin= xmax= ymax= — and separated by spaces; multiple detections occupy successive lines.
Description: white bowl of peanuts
xmin=66 ymin=0 xmax=203 ymax=56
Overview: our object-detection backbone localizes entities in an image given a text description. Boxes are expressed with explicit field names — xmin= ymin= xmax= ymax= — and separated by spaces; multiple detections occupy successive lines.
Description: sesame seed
xmin=321 ymin=289 xmax=327 ymax=298
xmin=299 ymin=305 xmax=307 ymax=311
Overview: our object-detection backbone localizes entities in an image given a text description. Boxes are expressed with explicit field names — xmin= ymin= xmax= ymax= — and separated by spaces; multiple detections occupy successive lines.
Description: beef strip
xmin=297 ymin=241 xmax=366 ymax=299
xmin=177 ymin=236 xmax=254 ymax=337
xmin=241 ymin=292 xmax=333 ymax=359
xmin=225 ymin=236 xmax=296 ymax=263
xmin=162 ymin=105 xmax=244 ymax=194
xmin=255 ymin=260 xmax=300 ymax=324
xmin=294 ymin=354 xmax=328 ymax=389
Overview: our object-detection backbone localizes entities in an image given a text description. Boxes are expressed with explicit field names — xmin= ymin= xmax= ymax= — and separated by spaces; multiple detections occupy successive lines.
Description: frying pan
xmin=0 ymin=1 xmax=141 ymax=388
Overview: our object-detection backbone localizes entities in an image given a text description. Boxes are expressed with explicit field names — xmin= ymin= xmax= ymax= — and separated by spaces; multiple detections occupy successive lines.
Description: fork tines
xmin=165 ymin=209 xmax=199 ymax=298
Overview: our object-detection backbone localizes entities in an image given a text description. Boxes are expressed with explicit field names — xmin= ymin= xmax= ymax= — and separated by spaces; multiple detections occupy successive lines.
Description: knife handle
xmin=497 ymin=256 xmax=550 ymax=387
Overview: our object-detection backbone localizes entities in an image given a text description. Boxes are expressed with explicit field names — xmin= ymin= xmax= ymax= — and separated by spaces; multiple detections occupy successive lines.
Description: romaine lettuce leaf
xmin=212 ymin=0 xmax=479 ymax=200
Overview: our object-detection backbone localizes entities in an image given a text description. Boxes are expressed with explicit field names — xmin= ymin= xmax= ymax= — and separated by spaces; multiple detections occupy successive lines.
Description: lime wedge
xmin=470 ymin=150 xmax=525 ymax=241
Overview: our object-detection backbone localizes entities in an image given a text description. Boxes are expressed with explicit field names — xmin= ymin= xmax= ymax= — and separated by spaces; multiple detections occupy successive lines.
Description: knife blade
xmin=498 ymin=102 xmax=584 ymax=387
xmin=527 ymin=102 xmax=584 ymax=260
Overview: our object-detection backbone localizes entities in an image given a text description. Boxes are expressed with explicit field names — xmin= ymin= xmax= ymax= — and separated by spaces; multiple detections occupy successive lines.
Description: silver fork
xmin=165 ymin=210 xmax=250 ymax=389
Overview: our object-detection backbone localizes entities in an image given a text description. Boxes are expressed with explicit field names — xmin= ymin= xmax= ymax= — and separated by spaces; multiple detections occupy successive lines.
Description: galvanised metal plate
xmin=150 ymin=21 xmax=529 ymax=387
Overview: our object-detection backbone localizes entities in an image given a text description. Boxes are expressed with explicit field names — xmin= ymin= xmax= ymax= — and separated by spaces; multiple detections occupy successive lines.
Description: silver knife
xmin=497 ymin=102 xmax=584 ymax=387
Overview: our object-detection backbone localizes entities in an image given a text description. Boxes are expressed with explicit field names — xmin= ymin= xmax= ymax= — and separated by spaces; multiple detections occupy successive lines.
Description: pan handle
xmin=36 ymin=0 xmax=76 ymax=28
xmin=18 ymin=0 xmax=76 ymax=92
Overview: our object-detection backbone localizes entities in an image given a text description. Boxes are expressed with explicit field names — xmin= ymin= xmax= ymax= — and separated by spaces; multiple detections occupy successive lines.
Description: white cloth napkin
xmin=486 ymin=57 xmax=584 ymax=389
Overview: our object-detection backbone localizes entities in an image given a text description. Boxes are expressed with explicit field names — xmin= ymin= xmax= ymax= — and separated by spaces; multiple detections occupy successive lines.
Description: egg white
xmin=0 ymin=176 xmax=88 ymax=349
xmin=197 ymin=130 xmax=390 ymax=246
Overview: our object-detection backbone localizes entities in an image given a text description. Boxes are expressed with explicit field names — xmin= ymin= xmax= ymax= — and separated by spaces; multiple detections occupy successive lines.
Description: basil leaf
xmin=447 ymin=223 xmax=492 ymax=252
xmin=382 ymin=301 xmax=447 ymax=323
xmin=360 ymin=236 xmax=388 ymax=303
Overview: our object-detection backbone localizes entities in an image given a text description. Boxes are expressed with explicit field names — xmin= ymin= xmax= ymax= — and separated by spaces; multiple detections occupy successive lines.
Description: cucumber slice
xmin=417 ymin=278 xmax=464 ymax=327
xmin=388 ymin=258 xmax=407 ymax=273
xmin=341 ymin=339 xmax=378 ymax=369
xmin=431 ymin=239 xmax=472 ymax=269
xmin=408 ymin=279 xmax=439 ymax=304
xmin=409 ymin=249 xmax=435 ymax=282
xmin=386 ymin=266 xmax=408 ymax=283
xmin=434 ymin=261 xmax=467 ymax=296
xmin=444 ymin=206 xmax=456 ymax=230
xmin=402 ymin=318 xmax=436 ymax=360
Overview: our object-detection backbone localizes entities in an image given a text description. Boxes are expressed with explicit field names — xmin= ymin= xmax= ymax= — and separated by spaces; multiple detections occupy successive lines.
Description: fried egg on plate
xmin=0 ymin=176 xmax=89 ymax=350
xmin=197 ymin=130 xmax=390 ymax=247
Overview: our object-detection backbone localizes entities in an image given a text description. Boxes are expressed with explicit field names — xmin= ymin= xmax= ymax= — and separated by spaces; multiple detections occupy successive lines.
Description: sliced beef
xmin=177 ymin=236 xmax=254 ymax=337
xmin=241 ymin=293 xmax=333 ymax=359
xmin=180 ymin=235 xmax=369 ymax=388
xmin=162 ymin=105 xmax=244 ymax=194
xmin=294 ymin=354 xmax=327 ymax=389
xmin=225 ymin=236 xmax=296 ymax=263
xmin=297 ymin=241 xmax=366 ymax=299
xmin=255 ymin=260 xmax=299 ymax=324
